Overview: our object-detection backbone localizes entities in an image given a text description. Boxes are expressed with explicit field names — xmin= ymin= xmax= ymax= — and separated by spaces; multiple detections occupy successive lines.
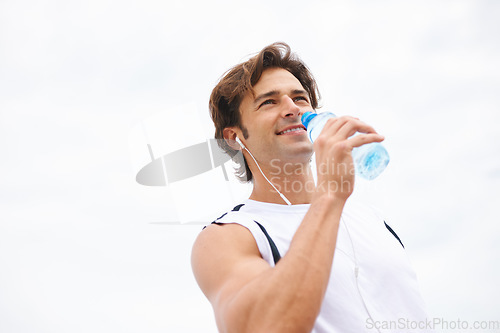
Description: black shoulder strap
xmin=210 ymin=203 xmax=282 ymax=265
xmin=235 ymin=204 xmax=281 ymax=264
xmin=231 ymin=204 xmax=245 ymax=211
xmin=205 ymin=204 xmax=245 ymax=229
xmin=384 ymin=221 xmax=405 ymax=249
xmin=254 ymin=221 xmax=281 ymax=265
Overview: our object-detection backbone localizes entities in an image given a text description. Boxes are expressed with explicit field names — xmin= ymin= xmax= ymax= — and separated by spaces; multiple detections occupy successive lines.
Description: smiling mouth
xmin=277 ymin=126 xmax=306 ymax=135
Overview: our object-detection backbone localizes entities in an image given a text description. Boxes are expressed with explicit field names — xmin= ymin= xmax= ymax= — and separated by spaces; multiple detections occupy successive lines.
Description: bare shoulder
xmin=191 ymin=223 xmax=270 ymax=304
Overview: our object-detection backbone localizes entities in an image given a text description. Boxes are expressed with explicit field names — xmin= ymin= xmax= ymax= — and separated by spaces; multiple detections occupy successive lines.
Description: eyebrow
xmin=254 ymin=89 xmax=308 ymax=106
xmin=254 ymin=90 xmax=279 ymax=106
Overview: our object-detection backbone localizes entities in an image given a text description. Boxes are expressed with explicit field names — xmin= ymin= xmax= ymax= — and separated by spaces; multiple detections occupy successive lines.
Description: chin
xmin=287 ymin=144 xmax=314 ymax=162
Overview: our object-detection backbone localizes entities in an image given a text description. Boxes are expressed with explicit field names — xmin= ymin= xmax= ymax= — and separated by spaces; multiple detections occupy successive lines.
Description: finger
xmin=320 ymin=116 xmax=356 ymax=137
xmin=346 ymin=133 xmax=385 ymax=149
xmin=337 ymin=119 xmax=378 ymax=139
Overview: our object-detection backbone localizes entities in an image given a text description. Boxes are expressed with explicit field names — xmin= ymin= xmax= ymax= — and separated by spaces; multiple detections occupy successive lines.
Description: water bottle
xmin=301 ymin=111 xmax=390 ymax=180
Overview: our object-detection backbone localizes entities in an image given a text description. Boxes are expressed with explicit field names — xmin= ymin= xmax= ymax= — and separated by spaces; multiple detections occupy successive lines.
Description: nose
xmin=281 ymin=96 xmax=301 ymax=118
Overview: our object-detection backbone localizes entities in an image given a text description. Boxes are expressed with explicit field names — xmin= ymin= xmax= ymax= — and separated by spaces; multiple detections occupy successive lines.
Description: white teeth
xmin=280 ymin=127 xmax=303 ymax=134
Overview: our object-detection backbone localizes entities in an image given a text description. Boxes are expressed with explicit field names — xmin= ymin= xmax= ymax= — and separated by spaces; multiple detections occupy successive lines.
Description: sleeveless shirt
xmin=212 ymin=198 xmax=430 ymax=332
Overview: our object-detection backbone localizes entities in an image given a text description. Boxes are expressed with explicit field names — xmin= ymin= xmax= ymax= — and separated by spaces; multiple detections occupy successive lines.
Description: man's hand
xmin=312 ymin=116 xmax=385 ymax=201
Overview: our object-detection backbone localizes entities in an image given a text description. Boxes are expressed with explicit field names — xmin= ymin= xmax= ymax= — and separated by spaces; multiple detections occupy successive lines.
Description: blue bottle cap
xmin=301 ymin=111 xmax=317 ymax=129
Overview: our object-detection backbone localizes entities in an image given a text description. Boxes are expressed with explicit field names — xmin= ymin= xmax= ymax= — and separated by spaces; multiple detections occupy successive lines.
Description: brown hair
xmin=209 ymin=42 xmax=320 ymax=182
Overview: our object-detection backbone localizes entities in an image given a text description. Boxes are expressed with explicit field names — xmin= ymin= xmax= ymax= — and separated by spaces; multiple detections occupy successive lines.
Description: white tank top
xmin=213 ymin=199 xmax=431 ymax=333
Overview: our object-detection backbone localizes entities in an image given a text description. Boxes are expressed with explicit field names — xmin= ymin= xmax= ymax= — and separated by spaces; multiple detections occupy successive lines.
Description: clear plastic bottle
xmin=301 ymin=111 xmax=390 ymax=180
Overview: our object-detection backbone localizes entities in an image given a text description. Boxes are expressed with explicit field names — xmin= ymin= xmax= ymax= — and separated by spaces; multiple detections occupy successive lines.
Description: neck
xmin=249 ymin=161 xmax=315 ymax=205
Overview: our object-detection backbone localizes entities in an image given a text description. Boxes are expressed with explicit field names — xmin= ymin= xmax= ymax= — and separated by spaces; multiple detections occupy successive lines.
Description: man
xmin=191 ymin=42 xmax=429 ymax=332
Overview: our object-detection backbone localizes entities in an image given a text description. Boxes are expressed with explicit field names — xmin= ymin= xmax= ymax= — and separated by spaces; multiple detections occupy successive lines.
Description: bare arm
xmin=191 ymin=117 xmax=384 ymax=333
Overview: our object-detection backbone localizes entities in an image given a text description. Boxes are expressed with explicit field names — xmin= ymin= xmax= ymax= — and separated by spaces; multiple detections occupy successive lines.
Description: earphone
xmin=235 ymin=136 xmax=246 ymax=149
xmin=235 ymin=136 xmax=291 ymax=206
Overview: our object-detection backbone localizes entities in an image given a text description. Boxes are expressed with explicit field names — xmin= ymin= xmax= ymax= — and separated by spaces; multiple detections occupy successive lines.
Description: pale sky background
xmin=1 ymin=0 xmax=499 ymax=332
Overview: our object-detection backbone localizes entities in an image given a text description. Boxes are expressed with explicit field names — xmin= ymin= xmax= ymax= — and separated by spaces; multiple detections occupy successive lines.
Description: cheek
xmin=243 ymin=112 xmax=279 ymax=140
xmin=241 ymin=126 xmax=249 ymax=140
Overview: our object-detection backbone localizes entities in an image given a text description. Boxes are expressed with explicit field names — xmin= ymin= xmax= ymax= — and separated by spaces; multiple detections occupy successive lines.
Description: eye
xmin=259 ymin=99 xmax=274 ymax=108
xmin=293 ymin=96 xmax=309 ymax=103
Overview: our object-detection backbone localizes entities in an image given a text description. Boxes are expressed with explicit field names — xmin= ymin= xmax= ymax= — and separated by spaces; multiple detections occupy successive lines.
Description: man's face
xmin=237 ymin=67 xmax=314 ymax=169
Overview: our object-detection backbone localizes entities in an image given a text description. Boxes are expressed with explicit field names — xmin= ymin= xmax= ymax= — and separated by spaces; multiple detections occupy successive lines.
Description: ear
xmin=223 ymin=127 xmax=242 ymax=150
